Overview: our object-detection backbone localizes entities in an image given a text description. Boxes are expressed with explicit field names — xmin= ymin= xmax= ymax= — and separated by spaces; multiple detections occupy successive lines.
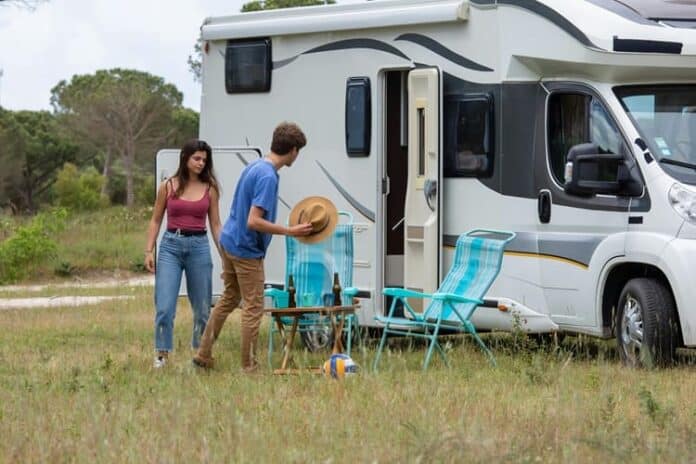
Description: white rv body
xmin=173 ymin=0 xmax=696 ymax=356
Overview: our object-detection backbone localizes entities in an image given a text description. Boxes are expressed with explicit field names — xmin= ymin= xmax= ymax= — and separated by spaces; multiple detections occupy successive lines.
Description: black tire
xmin=615 ymin=278 xmax=679 ymax=367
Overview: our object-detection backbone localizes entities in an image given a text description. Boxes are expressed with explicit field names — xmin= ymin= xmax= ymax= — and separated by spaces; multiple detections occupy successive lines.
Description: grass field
xmin=2 ymin=286 xmax=696 ymax=463
xmin=1 ymin=207 xmax=150 ymax=284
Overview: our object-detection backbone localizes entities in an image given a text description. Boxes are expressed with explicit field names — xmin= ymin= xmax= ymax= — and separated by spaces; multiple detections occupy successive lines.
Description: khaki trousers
xmin=196 ymin=249 xmax=265 ymax=370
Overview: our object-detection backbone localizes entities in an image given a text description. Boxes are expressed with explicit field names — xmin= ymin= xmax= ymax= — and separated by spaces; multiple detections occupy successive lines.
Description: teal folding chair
xmin=265 ymin=213 xmax=359 ymax=367
xmin=373 ymin=229 xmax=515 ymax=371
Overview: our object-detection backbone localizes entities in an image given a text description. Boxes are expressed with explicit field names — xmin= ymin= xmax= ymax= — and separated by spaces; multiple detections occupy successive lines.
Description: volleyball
xmin=322 ymin=353 xmax=358 ymax=379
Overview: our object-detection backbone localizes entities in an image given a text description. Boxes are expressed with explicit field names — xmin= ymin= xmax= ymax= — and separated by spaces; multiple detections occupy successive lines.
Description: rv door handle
xmin=538 ymin=190 xmax=551 ymax=224
xmin=424 ymin=179 xmax=437 ymax=211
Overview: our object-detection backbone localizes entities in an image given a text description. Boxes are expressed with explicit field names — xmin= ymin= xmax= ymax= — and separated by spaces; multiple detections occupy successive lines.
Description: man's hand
xmin=287 ymin=223 xmax=313 ymax=237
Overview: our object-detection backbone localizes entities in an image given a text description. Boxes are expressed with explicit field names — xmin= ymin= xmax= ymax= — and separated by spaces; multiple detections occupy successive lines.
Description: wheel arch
xmin=600 ymin=261 xmax=681 ymax=340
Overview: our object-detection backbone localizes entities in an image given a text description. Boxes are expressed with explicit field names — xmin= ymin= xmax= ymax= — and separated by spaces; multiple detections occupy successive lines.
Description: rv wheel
xmin=300 ymin=326 xmax=334 ymax=352
xmin=615 ymin=278 xmax=679 ymax=368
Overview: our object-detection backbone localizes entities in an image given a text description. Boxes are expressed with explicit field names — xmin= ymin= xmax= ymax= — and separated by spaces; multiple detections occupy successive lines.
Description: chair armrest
xmin=432 ymin=292 xmax=483 ymax=305
xmin=343 ymin=287 xmax=358 ymax=298
xmin=342 ymin=287 xmax=359 ymax=306
xmin=383 ymin=287 xmax=433 ymax=299
xmin=264 ymin=288 xmax=289 ymax=308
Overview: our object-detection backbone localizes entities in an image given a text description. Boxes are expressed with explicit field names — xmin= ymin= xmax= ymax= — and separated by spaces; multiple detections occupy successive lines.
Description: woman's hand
xmin=144 ymin=251 xmax=155 ymax=273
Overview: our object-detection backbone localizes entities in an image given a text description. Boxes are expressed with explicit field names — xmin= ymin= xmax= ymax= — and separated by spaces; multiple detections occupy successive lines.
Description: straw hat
xmin=289 ymin=196 xmax=338 ymax=244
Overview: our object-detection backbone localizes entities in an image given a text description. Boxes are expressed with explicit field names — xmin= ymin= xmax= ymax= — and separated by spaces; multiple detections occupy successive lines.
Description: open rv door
xmin=403 ymin=68 xmax=442 ymax=311
xmin=155 ymin=147 xmax=262 ymax=299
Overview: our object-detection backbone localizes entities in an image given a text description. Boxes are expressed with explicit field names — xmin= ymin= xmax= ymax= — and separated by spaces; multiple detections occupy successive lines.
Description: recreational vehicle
xmin=157 ymin=0 xmax=696 ymax=366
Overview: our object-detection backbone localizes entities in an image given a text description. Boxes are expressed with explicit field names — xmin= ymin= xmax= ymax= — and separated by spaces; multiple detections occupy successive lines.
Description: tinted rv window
xmin=225 ymin=38 xmax=271 ymax=93
xmin=443 ymin=95 xmax=493 ymax=177
xmin=345 ymin=77 xmax=371 ymax=157
xmin=547 ymin=93 xmax=627 ymax=184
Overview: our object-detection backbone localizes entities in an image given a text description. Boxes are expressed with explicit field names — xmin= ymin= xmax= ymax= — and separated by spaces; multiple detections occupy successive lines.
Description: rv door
xmin=403 ymin=68 xmax=442 ymax=309
xmin=155 ymin=147 xmax=262 ymax=299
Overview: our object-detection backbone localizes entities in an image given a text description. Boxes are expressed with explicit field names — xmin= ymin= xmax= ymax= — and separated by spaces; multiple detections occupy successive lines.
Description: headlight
xmin=669 ymin=183 xmax=696 ymax=223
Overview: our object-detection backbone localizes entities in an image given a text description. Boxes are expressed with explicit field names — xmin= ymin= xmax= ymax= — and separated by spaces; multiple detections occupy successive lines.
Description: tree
xmin=188 ymin=0 xmax=335 ymax=81
xmin=0 ymin=109 xmax=79 ymax=213
xmin=51 ymin=69 xmax=184 ymax=207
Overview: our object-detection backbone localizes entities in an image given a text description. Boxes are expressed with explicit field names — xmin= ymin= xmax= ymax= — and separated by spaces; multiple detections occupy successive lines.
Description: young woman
xmin=144 ymin=139 xmax=221 ymax=368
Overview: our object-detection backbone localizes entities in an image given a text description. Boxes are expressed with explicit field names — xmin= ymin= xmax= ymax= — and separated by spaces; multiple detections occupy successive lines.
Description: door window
xmin=443 ymin=95 xmax=493 ymax=177
xmin=547 ymin=93 xmax=627 ymax=184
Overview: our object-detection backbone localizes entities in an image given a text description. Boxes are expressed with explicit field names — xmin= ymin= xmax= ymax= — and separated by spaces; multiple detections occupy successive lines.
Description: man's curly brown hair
xmin=271 ymin=122 xmax=307 ymax=155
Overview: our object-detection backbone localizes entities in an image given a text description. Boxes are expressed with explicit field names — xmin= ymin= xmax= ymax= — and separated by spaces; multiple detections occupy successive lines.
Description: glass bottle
xmin=287 ymin=274 xmax=296 ymax=308
xmin=332 ymin=272 xmax=342 ymax=306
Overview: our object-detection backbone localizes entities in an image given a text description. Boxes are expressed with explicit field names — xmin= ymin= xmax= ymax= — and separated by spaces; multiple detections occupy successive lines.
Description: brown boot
xmin=192 ymin=354 xmax=214 ymax=369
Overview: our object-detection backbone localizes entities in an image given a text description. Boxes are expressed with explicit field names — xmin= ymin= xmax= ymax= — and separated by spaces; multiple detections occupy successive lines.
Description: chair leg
xmin=372 ymin=325 xmax=390 ymax=371
xmin=345 ymin=315 xmax=353 ymax=356
xmin=422 ymin=323 xmax=447 ymax=371
xmin=468 ymin=326 xmax=496 ymax=367
xmin=434 ymin=339 xmax=450 ymax=367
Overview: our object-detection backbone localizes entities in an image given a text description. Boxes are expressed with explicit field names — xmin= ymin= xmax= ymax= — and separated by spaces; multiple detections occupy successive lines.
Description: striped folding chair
xmin=265 ymin=213 xmax=358 ymax=367
xmin=373 ymin=229 xmax=515 ymax=371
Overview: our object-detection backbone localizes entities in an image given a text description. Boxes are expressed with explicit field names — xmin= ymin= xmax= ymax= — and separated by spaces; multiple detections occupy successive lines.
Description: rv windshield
xmin=615 ymin=85 xmax=696 ymax=185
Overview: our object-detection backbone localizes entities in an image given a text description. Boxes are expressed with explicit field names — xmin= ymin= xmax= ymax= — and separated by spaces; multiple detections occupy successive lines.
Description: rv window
xmin=225 ymin=38 xmax=271 ymax=94
xmin=345 ymin=77 xmax=371 ymax=157
xmin=444 ymin=95 xmax=494 ymax=177
xmin=547 ymin=93 xmax=627 ymax=184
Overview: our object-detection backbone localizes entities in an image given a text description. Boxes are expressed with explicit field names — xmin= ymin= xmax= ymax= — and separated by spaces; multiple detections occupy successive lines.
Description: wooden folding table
xmin=264 ymin=305 xmax=356 ymax=375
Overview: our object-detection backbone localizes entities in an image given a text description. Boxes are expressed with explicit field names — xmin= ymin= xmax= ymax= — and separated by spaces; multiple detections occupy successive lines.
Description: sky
xmin=0 ymin=0 xmax=264 ymax=111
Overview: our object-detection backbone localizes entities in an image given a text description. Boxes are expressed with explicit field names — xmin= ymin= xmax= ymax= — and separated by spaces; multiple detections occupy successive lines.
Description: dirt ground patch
xmin=0 ymin=274 xmax=153 ymax=309
xmin=0 ymin=275 xmax=153 ymax=293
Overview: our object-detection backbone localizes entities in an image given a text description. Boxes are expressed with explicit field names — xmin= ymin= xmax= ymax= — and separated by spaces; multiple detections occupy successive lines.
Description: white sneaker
xmin=153 ymin=355 xmax=167 ymax=368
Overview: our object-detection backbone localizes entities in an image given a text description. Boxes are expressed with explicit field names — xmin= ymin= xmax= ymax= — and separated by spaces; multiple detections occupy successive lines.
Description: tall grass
xmin=1 ymin=207 xmax=150 ymax=283
xmin=2 ymin=289 xmax=696 ymax=462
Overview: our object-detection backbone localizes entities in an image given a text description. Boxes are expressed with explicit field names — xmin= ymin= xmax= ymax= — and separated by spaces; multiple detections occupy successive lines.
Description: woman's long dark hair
xmin=172 ymin=139 xmax=219 ymax=197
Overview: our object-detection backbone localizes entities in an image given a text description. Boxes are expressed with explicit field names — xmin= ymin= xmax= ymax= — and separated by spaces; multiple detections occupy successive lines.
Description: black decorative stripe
xmin=585 ymin=0 xmax=659 ymax=26
xmin=273 ymin=56 xmax=299 ymax=69
xmin=470 ymin=0 xmax=601 ymax=50
xmin=395 ymin=33 xmax=493 ymax=72
xmin=275 ymin=38 xmax=410 ymax=69
xmin=316 ymin=160 xmax=375 ymax=222
xmin=613 ymin=37 xmax=682 ymax=54
xmin=306 ymin=39 xmax=410 ymax=60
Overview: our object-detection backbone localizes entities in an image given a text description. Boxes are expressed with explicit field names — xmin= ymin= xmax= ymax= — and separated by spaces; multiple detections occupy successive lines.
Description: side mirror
xmin=564 ymin=143 xmax=642 ymax=196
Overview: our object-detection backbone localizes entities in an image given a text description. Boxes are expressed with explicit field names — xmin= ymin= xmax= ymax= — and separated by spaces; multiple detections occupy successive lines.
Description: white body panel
xmin=187 ymin=0 xmax=696 ymax=345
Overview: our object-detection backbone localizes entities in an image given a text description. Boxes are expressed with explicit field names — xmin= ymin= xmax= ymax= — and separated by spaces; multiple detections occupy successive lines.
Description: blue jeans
xmin=154 ymin=231 xmax=212 ymax=352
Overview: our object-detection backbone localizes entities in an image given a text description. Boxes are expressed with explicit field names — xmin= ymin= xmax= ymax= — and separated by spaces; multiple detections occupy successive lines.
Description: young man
xmin=193 ymin=122 xmax=313 ymax=372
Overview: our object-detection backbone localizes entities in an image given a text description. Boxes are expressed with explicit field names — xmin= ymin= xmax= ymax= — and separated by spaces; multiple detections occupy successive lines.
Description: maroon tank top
xmin=166 ymin=181 xmax=210 ymax=231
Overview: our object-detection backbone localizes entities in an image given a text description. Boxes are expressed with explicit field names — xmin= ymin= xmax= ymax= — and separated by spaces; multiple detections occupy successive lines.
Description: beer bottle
xmin=332 ymin=272 xmax=342 ymax=306
xmin=287 ymin=274 xmax=296 ymax=308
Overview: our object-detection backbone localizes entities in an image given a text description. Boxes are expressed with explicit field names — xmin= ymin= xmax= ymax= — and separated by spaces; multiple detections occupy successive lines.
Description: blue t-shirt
xmin=220 ymin=159 xmax=279 ymax=258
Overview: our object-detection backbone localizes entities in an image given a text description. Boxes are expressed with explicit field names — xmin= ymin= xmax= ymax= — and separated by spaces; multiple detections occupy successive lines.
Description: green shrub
xmin=0 ymin=208 xmax=68 ymax=283
xmin=53 ymin=163 xmax=109 ymax=212
xmin=135 ymin=174 xmax=156 ymax=206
